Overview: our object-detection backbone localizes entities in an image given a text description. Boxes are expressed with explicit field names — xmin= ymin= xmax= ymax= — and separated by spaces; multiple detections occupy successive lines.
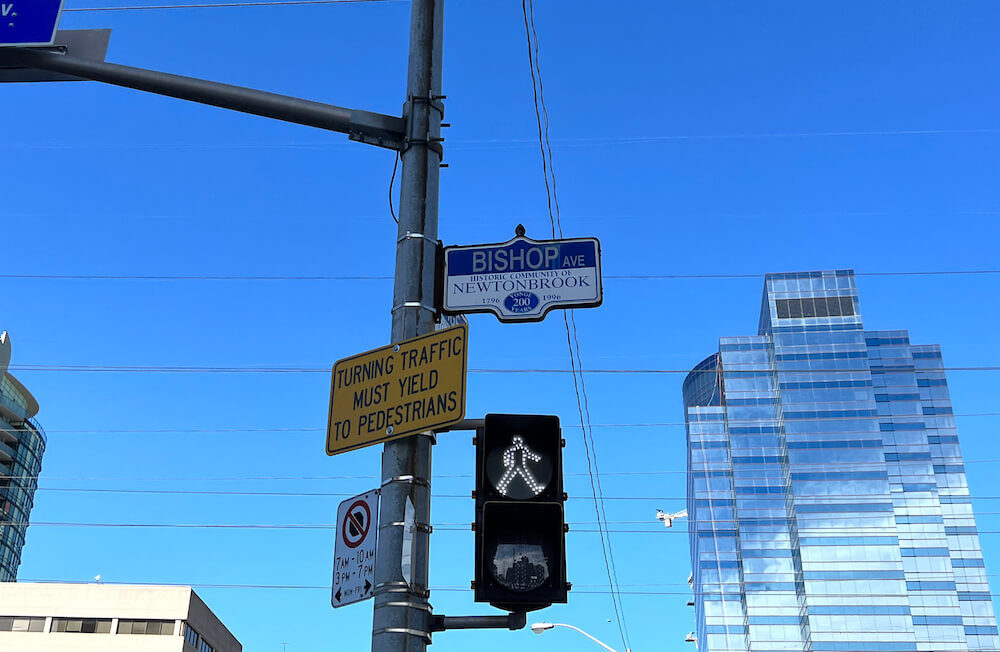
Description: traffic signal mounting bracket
xmin=428 ymin=611 xmax=526 ymax=633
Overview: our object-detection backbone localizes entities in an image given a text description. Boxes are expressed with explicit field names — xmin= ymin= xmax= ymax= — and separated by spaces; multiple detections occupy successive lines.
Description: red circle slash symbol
xmin=342 ymin=500 xmax=371 ymax=549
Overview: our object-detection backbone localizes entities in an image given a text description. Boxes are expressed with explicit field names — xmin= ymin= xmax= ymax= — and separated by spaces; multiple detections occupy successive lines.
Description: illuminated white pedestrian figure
xmin=497 ymin=435 xmax=545 ymax=496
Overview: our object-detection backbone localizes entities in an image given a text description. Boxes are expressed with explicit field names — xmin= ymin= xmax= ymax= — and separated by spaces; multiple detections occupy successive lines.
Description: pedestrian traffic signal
xmin=474 ymin=414 xmax=568 ymax=612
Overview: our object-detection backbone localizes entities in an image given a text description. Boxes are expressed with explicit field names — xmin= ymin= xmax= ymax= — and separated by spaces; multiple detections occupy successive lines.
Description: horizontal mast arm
xmin=0 ymin=46 xmax=406 ymax=149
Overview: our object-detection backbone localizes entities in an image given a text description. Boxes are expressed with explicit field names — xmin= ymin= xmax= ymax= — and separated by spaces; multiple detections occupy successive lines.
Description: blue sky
xmin=4 ymin=1 xmax=1000 ymax=651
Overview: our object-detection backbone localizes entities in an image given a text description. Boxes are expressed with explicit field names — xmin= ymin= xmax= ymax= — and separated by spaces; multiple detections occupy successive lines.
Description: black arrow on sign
xmin=365 ymin=579 xmax=372 ymax=593
xmin=335 ymin=587 xmax=342 ymax=603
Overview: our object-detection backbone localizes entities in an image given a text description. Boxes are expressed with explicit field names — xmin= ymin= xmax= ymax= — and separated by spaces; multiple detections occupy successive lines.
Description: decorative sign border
xmin=442 ymin=232 xmax=602 ymax=323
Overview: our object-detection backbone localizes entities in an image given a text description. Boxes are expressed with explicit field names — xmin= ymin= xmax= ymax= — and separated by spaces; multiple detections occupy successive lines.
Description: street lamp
xmin=530 ymin=622 xmax=625 ymax=652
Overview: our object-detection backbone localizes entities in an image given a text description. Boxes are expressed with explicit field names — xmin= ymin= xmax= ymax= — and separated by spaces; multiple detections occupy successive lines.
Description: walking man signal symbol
xmin=497 ymin=435 xmax=545 ymax=497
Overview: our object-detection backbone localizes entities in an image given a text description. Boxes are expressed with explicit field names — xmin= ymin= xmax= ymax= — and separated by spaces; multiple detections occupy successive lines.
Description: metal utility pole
xmin=2 ymin=3 xmax=444 ymax=650
xmin=372 ymin=0 xmax=443 ymax=650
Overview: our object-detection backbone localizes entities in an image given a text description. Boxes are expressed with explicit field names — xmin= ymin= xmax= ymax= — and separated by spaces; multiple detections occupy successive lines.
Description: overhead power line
xmin=23 ymin=486 xmax=1000 ymax=505
xmin=21 ymin=579 xmax=757 ymax=590
xmin=1 ymin=520 xmax=679 ymax=531
xmin=1 ymin=470 xmax=693 ymax=481
xmin=19 ymin=516 xmax=1000 ymax=531
xmin=19 ymin=576 xmax=1000 ymax=588
xmin=10 ymin=454 xmax=1000 ymax=481
xmin=518 ymin=0 xmax=630 ymax=647
xmin=28 ymin=412 xmax=1000 ymax=434
xmin=22 ymin=580 xmax=1000 ymax=608
xmin=3 ymin=269 xmax=1000 ymax=281
xmin=64 ymin=0 xmax=401 ymax=10
xmin=46 ymin=487 xmax=699 ymax=500
xmin=451 ymin=127 xmax=1000 ymax=147
xmin=611 ymin=270 xmax=1000 ymax=280
xmin=0 ymin=274 xmax=393 ymax=281
xmin=9 ymin=364 xmax=1000 ymax=374
xmin=10 ymin=127 xmax=1000 ymax=144
xmin=11 ymin=579 xmax=684 ymax=595
xmin=13 ymin=521 xmax=1000 ymax=535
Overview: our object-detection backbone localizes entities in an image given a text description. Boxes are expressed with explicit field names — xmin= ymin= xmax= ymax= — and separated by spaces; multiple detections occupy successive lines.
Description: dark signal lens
xmin=489 ymin=535 xmax=552 ymax=592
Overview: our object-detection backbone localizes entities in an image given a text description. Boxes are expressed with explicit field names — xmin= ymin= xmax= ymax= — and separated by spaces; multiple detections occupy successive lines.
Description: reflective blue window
xmin=964 ymin=626 xmax=998 ymax=635
xmin=810 ymin=606 xmax=910 ymax=615
xmin=952 ymin=558 xmax=985 ymax=568
xmin=901 ymin=548 xmax=949 ymax=557
xmin=913 ymin=616 xmax=963 ymax=625
xmin=906 ymin=581 xmax=958 ymax=591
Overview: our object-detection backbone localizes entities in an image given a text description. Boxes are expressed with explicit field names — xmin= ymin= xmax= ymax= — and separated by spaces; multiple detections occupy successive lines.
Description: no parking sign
xmin=332 ymin=489 xmax=379 ymax=607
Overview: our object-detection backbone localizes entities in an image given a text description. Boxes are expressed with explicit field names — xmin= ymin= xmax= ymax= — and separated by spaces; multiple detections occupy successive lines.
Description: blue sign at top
xmin=443 ymin=230 xmax=603 ymax=323
xmin=446 ymin=239 xmax=598 ymax=276
xmin=1 ymin=0 xmax=65 ymax=47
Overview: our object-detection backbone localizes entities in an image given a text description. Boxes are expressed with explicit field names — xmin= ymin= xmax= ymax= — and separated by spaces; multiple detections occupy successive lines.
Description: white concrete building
xmin=0 ymin=583 xmax=241 ymax=652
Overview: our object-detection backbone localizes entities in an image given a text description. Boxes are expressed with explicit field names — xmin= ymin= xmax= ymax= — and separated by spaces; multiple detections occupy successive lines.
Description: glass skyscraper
xmin=683 ymin=270 xmax=998 ymax=652
xmin=0 ymin=331 xmax=45 ymax=582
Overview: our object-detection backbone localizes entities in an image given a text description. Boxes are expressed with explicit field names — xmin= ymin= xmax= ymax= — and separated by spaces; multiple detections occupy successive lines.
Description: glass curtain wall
xmin=0 ymin=375 xmax=45 ymax=582
xmin=684 ymin=270 xmax=999 ymax=652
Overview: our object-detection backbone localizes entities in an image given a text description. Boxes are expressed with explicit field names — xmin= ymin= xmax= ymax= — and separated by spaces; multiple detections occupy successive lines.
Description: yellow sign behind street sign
xmin=326 ymin=324 xmax=468 ymax=456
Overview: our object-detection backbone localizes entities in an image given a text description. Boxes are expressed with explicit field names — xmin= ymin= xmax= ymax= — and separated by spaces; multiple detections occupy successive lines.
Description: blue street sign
xmin=1 ymin=0 xmax=65 ymax=47
xmin=443 ymin=231 xmax=603 ymax=323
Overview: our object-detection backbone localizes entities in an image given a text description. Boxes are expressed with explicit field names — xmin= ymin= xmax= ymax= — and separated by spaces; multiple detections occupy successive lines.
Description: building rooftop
xmin=0 ymin=582 xmax=242 ymax=651
xmin=0 ymin=331 xmax=40 ymax=420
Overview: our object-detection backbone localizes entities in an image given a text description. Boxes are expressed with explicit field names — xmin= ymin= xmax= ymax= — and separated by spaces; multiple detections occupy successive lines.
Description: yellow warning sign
xmin=326 ymin=324 xmax=468 ymax=456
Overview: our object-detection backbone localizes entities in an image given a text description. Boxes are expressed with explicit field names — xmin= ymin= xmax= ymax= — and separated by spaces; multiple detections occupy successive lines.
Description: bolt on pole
xmin=371 ymin=0 xmax=443 ymax=651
